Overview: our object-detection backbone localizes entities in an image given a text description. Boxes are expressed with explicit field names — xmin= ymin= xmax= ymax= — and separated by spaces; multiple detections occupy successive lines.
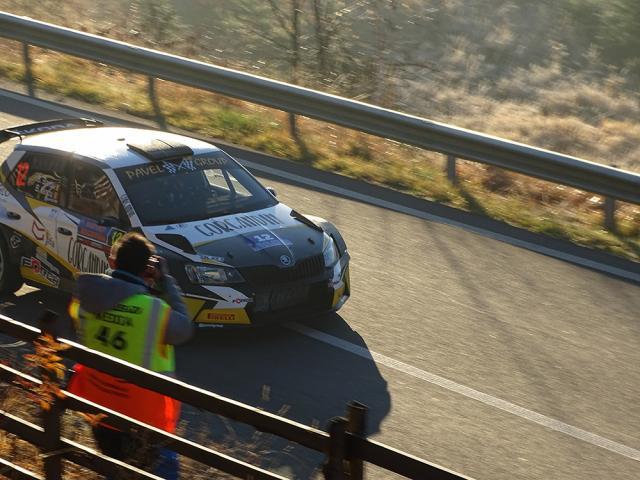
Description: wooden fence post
xmin=38 ymin=310 xmax=63 ymax=480
xmin=323 ymin=416 xmax=348 ymax=480
xmin=346 ymin=402 xmax=367 ymax=480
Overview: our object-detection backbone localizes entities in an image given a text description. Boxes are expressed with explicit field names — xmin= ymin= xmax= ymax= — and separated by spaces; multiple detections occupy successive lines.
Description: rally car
xmin=0 ymin=119 xmax=350 ymax=327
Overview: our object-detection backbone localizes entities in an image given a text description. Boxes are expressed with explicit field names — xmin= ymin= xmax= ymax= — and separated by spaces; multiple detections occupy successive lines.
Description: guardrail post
xmin=346 ymin=401 xmax=367 ymax=480
xmin=446 ymin=155 xmax=457 ymax=184
xmin=22 ymin=42 xmax=35 ymax=97
xmin=147 ymin=76 xmax=167 ymax=130
xmin=38 ymin=310 xmax=63 ymax=480
xmin=323 ymin=416 xmax=348 ymax=480
xmin=604 ymin=197 xmax=617 ymax=232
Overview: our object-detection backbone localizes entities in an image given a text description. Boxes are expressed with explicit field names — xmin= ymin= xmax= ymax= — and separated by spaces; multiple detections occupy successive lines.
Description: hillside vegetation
xmin=0 ymin=0 xmax=638 ymax=259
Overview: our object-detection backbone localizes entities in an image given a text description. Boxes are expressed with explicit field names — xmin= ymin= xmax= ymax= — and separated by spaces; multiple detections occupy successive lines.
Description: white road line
xmin=2 ymin=88 xmax=638 ymax=283
xmin=239 ymin=160 xmax=640 ymax=284
xmin=286 ymin=322 xmax=640 ymax=463
xmin=5 ymin=89 xmax=640 ymax=461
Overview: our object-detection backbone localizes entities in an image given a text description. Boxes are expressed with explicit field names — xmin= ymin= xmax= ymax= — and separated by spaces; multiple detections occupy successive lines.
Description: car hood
xmin=142 ymin=203 xmax=325 ymax=267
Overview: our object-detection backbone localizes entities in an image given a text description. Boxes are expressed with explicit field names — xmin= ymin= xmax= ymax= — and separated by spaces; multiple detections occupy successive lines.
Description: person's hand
xmin=143 ymin=256 xmax=164 ymax=287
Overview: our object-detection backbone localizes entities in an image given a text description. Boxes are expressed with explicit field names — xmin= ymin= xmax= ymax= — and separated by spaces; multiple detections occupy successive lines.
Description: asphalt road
xmin=1 ymin=91 xmax=639 ymax=480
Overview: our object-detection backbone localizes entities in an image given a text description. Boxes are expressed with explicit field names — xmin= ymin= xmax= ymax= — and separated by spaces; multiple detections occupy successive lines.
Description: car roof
xmin=19 ymin=127 xmax=220 ymax=169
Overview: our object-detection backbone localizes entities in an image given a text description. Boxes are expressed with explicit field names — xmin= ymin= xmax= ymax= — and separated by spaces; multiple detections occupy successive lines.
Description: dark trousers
xmin=93 ymin=425 xmax=178 ymax=480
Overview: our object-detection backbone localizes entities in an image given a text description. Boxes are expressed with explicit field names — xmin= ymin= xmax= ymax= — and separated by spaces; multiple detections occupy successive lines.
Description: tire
xmin=0 ymin=234 xmax=23 ymax=294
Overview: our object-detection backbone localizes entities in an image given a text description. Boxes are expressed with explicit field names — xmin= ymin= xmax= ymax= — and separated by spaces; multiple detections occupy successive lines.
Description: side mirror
xmin=266 ymin=187 xmax=277 ymax=198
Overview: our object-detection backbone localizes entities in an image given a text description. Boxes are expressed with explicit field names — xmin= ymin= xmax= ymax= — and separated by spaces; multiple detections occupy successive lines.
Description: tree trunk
xmin=289 ymin=0 xmax=301 ymax=140
xmin=312 ymin=0 xmax=329 ymax=80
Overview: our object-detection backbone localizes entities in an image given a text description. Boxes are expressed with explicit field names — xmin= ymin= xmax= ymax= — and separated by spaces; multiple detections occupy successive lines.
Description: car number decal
xmin=244 ymin=232 xmax=292 ymax=251
xmin=15 ymin=161 xmax=29 ymax=187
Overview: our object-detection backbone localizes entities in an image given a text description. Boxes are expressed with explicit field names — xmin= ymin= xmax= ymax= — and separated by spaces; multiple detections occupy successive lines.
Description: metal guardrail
xmin=0 ymin=313 xmax=472 ymax=480
xmin=0 ymin=11 xmax=639 ymax=210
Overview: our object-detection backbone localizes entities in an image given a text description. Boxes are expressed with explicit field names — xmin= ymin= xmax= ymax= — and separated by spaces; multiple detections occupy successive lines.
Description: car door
xmin=7 ymin=152 xmax=69 ymax=289
xmin=57 ymin=162 xmax=129 ymax=276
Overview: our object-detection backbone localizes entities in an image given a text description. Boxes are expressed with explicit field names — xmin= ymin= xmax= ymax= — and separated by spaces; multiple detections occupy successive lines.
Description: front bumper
xmin=180 ymin=259 xmax=350 ymax=328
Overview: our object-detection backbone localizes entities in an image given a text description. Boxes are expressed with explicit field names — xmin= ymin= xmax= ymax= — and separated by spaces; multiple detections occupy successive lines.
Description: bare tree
xmin=260 ymin=0 xmax=304 ymax=144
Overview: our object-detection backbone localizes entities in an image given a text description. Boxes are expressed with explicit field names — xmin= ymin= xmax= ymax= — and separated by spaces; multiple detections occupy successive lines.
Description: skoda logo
xmin=279 ymin=254 xmax=292 ymax=266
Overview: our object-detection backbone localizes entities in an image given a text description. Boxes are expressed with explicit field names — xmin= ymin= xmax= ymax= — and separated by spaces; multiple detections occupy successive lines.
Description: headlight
xmin=185 ymin=264 xmax=244 ymax=285
xmin=322 ymin=234 xmax=340 ymax=266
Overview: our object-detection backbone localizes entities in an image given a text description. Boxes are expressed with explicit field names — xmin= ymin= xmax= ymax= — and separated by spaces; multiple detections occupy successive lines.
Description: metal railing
xmin=1 ymin=11 xmax=639 ymax=228
xmin=0 ymin=313 xmax=471 ymax=480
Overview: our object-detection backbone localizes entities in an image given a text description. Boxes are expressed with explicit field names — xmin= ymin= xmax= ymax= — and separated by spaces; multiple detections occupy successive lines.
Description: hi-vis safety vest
xmin=68 ymin=294 xmax=180 ymax=432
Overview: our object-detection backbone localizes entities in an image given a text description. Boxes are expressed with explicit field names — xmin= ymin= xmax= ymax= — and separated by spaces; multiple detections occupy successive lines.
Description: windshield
xmin=115 ymin=152 xmax=277 ymax=225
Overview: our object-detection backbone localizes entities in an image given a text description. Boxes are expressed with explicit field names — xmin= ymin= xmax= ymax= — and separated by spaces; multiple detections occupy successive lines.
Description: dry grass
xmin=0 ymin=382 xmax=44 ymax=477
xmin=0 ymin=37 xmax=638 ymax=261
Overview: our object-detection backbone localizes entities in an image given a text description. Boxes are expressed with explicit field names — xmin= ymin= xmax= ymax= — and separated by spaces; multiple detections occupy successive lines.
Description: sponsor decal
xmin=207 ymin=312 xmax=236 ymax=322
xmin=67 ymin=238 xmax=109 ymax=274
xmin=16 ymin=122 xmax=86 ymax=136
xmin=31 ymin=221 xmax=45 ymax=241
xmin=200 ymin=255 xmax=226 ymax=264
xmin=164 ymin=224 xmax=188 ymax=231
xmin=28 ymin=172 xmax=62 ymax=203
xmin=279 ymin=254 xmax=293 ymax=266
xmin=78 ymin=220 xmax=109 ymax=243
xmin=0 ymin=184 xmax=9 ymax=198
xmin=123 ymin=163 xmax=165 ymax=180
xmin=9 ymin=233 xmax=21 ymax=249
xmin=165 ymin=223 xmax=188 ymax=231
xmin=197 ymin=306 xmax=250 ymax=324
xmin=161 ymin=158 xmax=197 ymax=175
xmin=231 ymin=297 xmax=251 ymax=305
xmin=244 ymin=232 xmax=292 ymax=252
xmin=121 ymin=156 xmax=227 ymax=181
xmin=45 ymin=233 xmax=55 ymax=250
xmin=31 ymin=221 xmax=55 ymax=249
xmin=195 ymin=213 xmax=282 ymax=237
xmin=77 ymin=221 xmax=125 ymax=247
xmin=120 ymin=194 xmax=135 ymax=218
xmin=21 ymin=256 xmax=60 ymax=287
xmin=77 ymin=236 xmax=109 ymax=252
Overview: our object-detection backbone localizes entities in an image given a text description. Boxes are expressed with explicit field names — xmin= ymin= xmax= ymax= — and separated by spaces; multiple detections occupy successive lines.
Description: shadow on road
xmin=177 ymin=313 xmax=390 ymax=478
xmin=0 ymin=288 xmax=75 ymax=339
xmin=1 ymin=290 xmax=390 ymax=479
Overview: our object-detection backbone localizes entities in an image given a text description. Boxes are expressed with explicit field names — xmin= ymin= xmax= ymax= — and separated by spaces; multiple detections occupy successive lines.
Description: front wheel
xmin=0 ymin=234 xmax=23 ymax=294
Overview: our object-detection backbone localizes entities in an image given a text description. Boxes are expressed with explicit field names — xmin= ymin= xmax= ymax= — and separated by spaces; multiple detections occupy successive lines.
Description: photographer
xmin=68 ymin=232 xmax=192 ymax=480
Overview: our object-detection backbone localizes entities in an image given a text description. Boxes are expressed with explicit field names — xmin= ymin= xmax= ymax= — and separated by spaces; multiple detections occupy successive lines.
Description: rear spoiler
xmin=0 ymin=118 xmax=103 ymax=144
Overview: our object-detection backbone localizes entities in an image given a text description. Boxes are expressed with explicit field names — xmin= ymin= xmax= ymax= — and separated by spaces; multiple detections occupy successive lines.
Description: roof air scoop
xmin=127 ymin=139 xmax=194 ymax=161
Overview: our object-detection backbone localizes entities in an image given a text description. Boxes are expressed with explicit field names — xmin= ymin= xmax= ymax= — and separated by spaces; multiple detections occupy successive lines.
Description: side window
xmin=9 ymin=154 xmax=67 ymax=205
xmin=68 ymin=164 xmax=123 ymax=221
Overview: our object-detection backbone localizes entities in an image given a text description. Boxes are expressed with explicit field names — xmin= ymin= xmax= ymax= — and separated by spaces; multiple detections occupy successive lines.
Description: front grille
xmin=240 ymin=254 xmax=324 ymax=286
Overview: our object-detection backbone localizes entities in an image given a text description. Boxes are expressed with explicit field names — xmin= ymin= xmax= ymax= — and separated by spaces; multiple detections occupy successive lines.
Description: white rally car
xmin=0 ymin=119 xmax=350 ymax=327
